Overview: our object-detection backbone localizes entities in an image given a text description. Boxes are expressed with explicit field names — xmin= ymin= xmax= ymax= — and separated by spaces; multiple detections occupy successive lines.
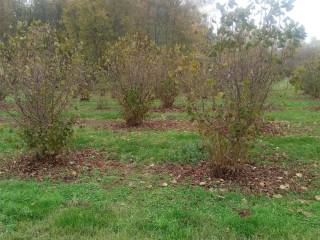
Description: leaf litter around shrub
xmin=151 ymin=162 xmax=315 ymax=196
xmin=260 ymin=121 xmax=290 ymax=136
xmin=78 ymin=119 xmax=289 ymax=135
xmin=1 ymin=149 xmax=129 ymax=182
xmin=151 ymin=106 xmax=185 ymax=113
xmin=1 ymin=149 xmax=315 ymax=196
xmin=78 ymin=119 xmax=197 ymax=131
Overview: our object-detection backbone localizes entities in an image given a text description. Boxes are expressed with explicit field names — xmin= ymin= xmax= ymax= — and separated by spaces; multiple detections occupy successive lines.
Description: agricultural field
xmin=1 ymin=0 xmax=320 ymax=239
xmin=0 ymin=81 xmax=319 ymax=240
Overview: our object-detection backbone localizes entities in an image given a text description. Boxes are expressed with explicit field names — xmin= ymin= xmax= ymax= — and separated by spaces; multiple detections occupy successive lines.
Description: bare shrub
xmin=155 ymin=46 xmax=184 ymax=109
xmin=0 ymin=79 xmax=8 ymax=101
xmin=185 ymin=1 xmax=305 ymax=176
xmin=0 ymin=22 xmax=77 ymax=161
xmin=104 ymin=33 xmax=159 ymax=127
xmin=69 ymin=49 xmax=97 ymax=102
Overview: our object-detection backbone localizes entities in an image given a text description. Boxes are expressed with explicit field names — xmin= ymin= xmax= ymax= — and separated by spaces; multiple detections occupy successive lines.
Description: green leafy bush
xmin=20 ymin=119 xmax=74 ymax=161
xmin=291 ymin=56 xmax=320 ymax=97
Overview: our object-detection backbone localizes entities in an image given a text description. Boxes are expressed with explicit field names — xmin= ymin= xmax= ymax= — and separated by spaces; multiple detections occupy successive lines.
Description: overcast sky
xmin=289 ymin=0 xmax=319 ymax=41
xmin=202 ymin=0 xmax=319 ymax=41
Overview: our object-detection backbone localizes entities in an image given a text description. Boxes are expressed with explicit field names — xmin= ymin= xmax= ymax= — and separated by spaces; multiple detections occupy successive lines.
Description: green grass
xmin=74 ymin=127 xmax=206 ymax=164
xmin=67 ymin=95 xmax=189 ymax=121
xmin=0 ymin=180 xmax=319 ymax=240
xmin=268 ymin=80 xmax=320 ymax=123
xmin=0 ymin=81 xmax=320 ymax=239
xmin=262 ymin=136 xmax=320 ymax=161
xmin=0 ymin=125 xmax=23 ymax=154
xmin=268 ymin=109 xmax=320 ymax=123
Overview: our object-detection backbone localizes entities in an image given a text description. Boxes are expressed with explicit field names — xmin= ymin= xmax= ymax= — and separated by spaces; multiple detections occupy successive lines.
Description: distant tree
xmin=132 ymin=0 xmax=206 ymax=47
xmin=0 ymin=0 xmax=15 ymax=40
xmin=63 ymin=0 xmax=114 ymax=101
xmin=63 ymin=0 xmax=113 ymax=63
xmin=29 ymin=0 xmax=64 ymax=28
xmin=106 ymin=0 xmax=133 ymax=39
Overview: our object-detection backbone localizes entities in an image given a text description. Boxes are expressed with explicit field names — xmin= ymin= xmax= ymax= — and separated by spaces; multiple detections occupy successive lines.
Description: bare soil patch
xmin=151 ymin=106 xmax=185 ymax=113
xmin=0 ymin=117 xmax=7 ymax=124
xmin=264 ymin=105 xmax=283 ymax=112
xmin=306 ymin=106 xmax=320 ymax=111
xmin=0 ymin=102 xmax=16 ymax=111
xmin=260 ymin=121 xmax=290 ymax=136
xmin=79 ymin=119 xmax=287 ymax=134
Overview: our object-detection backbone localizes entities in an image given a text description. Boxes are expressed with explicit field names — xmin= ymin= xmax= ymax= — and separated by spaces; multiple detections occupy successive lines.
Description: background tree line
xmin=0 ymin=0 xmax=207 ymax=46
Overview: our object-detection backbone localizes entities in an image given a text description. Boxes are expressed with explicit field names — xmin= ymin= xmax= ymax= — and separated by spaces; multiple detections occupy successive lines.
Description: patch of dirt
xmin=1 ymin=149 xmax=130 ymax=182
xmin=260 ymin=121 xmax=290 ymax=136
xmin=78 ymin=119 xmax=196 ymax=131
xmin=151 ymin=106 xmax=185 ymax=113
xmin=80 ymin=119 xmax=291 ymax=135
xmin=151 ymin=162 xmax=314 ymax=196
xmin=264 ymin=105 xmax=283 ymax=112
xmin=0 ymin=102 xmax=16 ymax=111
xmin=0 ymin=117 xmax=7 ymax=124
xmin=306 ymin=106 xmax=320 ymax=111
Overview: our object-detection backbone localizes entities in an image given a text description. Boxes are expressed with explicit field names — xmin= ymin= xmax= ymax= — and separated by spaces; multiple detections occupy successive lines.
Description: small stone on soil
xmin=273 ymin=194 xmax=283 ymax=199
xmin=279 ymin=184 xmax=290 ymax=190
xmin=171 ymin=179 xmax=178 ymax=184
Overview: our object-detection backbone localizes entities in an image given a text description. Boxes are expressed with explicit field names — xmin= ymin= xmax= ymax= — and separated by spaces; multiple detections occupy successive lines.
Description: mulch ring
xmin=78 ymin=119 xmax=196 ymax=131
xmin=151 ymin=106 xmax=185 ymax=113
xmin=79 ymin=119 xmax=290 ymax=134
xmin=2 ymin=149 xmax=130 ymax=182
xmin=0 ymin=102 xmax=16 ymax=111
xmin=151 ymin=162 xmax=314 ymax=196
xmin=0 ymin=117 xmax=8 ymax=124
xmin=306 ymin=106 xmax=320 ymax=111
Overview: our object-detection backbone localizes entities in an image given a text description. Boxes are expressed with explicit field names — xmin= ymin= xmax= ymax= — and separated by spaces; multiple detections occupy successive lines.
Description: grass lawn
xmin=0 ymin=81 xmax=320 ymax=239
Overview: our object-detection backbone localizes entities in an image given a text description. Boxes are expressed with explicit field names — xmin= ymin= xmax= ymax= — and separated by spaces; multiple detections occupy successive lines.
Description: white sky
xmin=202 ymin=0 xmax=319 ymax=41
xmin=289 ymin=0 xmax=319 ymax=41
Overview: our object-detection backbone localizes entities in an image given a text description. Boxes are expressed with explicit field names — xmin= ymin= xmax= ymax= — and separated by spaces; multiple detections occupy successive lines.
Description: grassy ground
xmin=0 ymin=81 xmax=320 ymax=239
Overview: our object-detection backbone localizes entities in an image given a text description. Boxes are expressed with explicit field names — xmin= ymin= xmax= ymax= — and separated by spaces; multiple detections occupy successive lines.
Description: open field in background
xmin=0 ymin=80 xmax=319 ymax=240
